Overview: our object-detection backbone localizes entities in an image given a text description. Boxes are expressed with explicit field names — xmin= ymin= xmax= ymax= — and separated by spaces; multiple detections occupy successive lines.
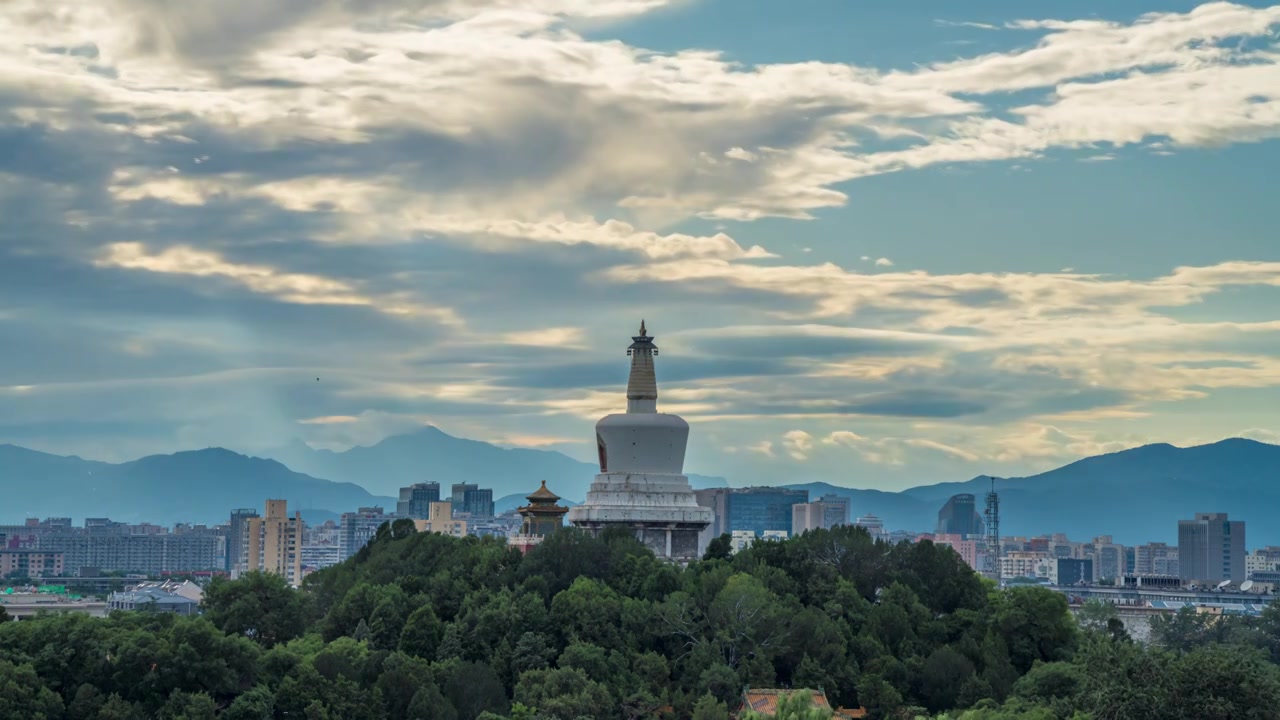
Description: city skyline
xmin=3 ymin=1 xmax=1280 ymax=489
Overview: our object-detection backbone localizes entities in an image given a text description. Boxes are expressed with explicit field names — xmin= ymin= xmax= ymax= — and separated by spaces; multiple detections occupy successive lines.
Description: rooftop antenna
xmin=984 ymin=476 xmax=1001 ymax=585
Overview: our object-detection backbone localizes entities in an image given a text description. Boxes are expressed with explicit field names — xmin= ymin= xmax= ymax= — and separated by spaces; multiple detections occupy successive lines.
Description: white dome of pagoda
xmin=567 ymin=320 xmax=711 ymax=562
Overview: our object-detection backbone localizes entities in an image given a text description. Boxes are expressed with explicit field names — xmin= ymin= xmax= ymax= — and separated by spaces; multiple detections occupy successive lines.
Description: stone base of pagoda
xmin=569 ymin=521 xmax=706 ymax=563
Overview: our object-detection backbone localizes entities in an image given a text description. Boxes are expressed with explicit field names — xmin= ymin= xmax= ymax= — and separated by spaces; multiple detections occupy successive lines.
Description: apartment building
xmin=241 ymin=500 xmax=305 ymax=586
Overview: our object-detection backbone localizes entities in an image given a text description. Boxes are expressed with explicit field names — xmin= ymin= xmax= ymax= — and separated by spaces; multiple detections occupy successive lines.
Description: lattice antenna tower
xmin=984 ymin=476 xmax=1001 ymax=584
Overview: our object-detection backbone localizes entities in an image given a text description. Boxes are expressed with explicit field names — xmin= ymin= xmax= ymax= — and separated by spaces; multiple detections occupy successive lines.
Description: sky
xmin=2 ymin=0 xmax=1280 ymax=490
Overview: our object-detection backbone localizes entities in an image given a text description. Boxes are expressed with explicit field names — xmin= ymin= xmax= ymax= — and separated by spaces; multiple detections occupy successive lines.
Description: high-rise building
xmin=338 ymin=507 xmax=390 ymax=560
xmin=936 ymin=494 xmax=983 ymax=538
xmin=819 ymin=494 xmax=851 ymax=527
xmin=1178 ymin=512 xmax=1245 ymax=584
xmin=726 ymin=487 xmax=809 ymax=537
xmin=226 ymin=508 xmax=259 ymax=574
xmin=791 ymin=502 xmax=826 ymax=535
xmin=450 ymin=483 xmax=495 ymax=519
xmin=791 ymin=499 xmax=848 ymax=535
xmin=242 ymin=500 xmax=304 ymax=586
xmin=694 ymin=488 xmax=730 ymax=557
xmin=567 ymin=321 xmax=712 ymax=561
xmin=1089 ymin=536 xmax=1126 ymax=582
xmin=1135 ymin=542 xmax=1179 ymax=576
xmin=396 ymin=483 xmax=441 ymax=519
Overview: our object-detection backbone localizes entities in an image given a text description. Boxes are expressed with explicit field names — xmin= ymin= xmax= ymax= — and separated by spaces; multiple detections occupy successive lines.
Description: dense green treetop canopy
xmin=2 ymin=524 xmax=1280 ymax=720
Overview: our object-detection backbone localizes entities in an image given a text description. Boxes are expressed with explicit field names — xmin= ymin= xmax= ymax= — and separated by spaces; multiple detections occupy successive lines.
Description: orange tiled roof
xmin=835 ymin=708 xmax=868 ymax=719
xmin=741 ymin=689 xmax=832 ymax=716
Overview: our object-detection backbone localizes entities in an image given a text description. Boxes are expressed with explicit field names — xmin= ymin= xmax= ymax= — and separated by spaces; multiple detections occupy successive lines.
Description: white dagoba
xmin=567 ymin=320 xmax=712 ymax=561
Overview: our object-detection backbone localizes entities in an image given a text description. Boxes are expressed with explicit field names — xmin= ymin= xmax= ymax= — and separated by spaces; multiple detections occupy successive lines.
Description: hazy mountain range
xmin=266 ymin=426 xmax=727 ymax=502
xmin=0 ymin=444 xmax=394 ymax=526
xmin=798 ymin=438 xmax=1280 ymax=545
xmin=2 ymin=430 xmax=1278 ymax=545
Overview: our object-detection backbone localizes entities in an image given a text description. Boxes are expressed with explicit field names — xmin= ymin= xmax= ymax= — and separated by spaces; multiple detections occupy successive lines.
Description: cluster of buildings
xmin=0 ymin=518 xmax=222 ymax=580
xmin=0 ymin=480 xmax=505 ymax=586
xmin=230 ymin=482 xmax=505 ymax=584
xmin=691 ymin=486 xmax=894 ymax=555
xmin=2 ymin=323 xmax=1274 ymax=625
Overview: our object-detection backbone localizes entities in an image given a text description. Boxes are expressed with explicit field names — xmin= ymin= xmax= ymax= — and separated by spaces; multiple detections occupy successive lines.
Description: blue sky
xmin=2 ymin=0 xmax=1279 ymax=490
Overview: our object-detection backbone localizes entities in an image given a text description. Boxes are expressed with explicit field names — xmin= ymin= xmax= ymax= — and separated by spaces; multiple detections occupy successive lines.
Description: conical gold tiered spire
xmin=626 ymin=320 xmax=658 ymax=411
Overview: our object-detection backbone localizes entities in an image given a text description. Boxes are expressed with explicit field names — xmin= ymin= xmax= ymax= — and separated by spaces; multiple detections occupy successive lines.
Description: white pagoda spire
xmin=567 ymin=319 xmax=711 ymax=563
xmin=625 ymin=319 xmax=658 ymax=413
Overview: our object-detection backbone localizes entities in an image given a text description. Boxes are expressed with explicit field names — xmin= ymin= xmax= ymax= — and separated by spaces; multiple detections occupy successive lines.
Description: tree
xmin=856 ymin=675 xmax=902 ymax=720
xmin=445 ymin=661 xmax=509 ymax=720
xmin=202 ymin=571 xmax=311 ymax=647
xmin=399 ymin=605 xmax=444 ymax=659
xmin=992 ymin=588 xmax=1076 ymax=675
xmin=96 ymin=695 xmax=145 ymax=720
xmin=703 ymin=535 xmax=732 ymax=562
xmin=707 ymin=574 xmax=787 ymax=670
xmin=514 ymin=667 xmax=614 ymax=720
xmin=407 ymin=684 xmax=458 ymax=720
xmin=220 ymin=686 xmax=275 ymax=720
xmin=920 ymin=646 xmax=976 ymax=712
xmin=156 ymin=691 xmax=217 ymax=720
xmin=692 ymin=694 xmax=729 ymax=720
xmin=1075 ymin=600 xmax=1120 ymax=635
xmin=0 ymin=660 xmax=64 ymax=720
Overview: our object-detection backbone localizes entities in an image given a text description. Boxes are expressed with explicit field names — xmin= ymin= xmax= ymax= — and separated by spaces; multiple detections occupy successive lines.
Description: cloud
xmin=95 ymin=242 xmax=461 ymax=323
xmin=501 ymin=326 xmax=587 ymax=347
xmin=781 ymin=430 xmax=814 ymax=460
xmin=683 ymin=324 xmax=965 ymax=359
xmin=903 ymin=438 xmax=981 ymax=463
xmin=18 ymin=0 xmax=1277 ymax=233
xmin=989 ymin=424 xmax=1143 ymax=464
xmin=2 ymin=0 xmax=1280 ymax=485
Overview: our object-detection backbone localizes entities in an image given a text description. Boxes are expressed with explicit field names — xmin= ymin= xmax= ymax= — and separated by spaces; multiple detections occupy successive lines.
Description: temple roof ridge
xmin=526 ymin=480 xmax=560 ymax=503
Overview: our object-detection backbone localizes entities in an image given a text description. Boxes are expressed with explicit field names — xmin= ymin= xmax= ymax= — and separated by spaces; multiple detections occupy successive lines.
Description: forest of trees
xmin=3 ymin=521 xmax=1280 ymax=720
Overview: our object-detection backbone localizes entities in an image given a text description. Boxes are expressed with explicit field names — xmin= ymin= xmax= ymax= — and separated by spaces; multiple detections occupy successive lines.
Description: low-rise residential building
xmin=0 ymin=550 xmax=64 ymax=578
xmin=1001 ymin=551 xmax=1052 ymax=581
xmin=854 ymin=514 xmax=885 ymax=541
xmin=300 ymin=544 xmax=341 ymax=574
xmin=107 ymin=581 xmax=201 ymax=616
xmin=729 ymin=530 xmax=756 ymax=554
xmin=933 ymin=534 xmax=981 ymax=573
xmin=1053 ymin=558 xmax=1094 ymax=586
xmin=1247 ymin=547 xmax=1280 ymax=578
xmin=414 ymin=502 xmax=467 ymax=538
